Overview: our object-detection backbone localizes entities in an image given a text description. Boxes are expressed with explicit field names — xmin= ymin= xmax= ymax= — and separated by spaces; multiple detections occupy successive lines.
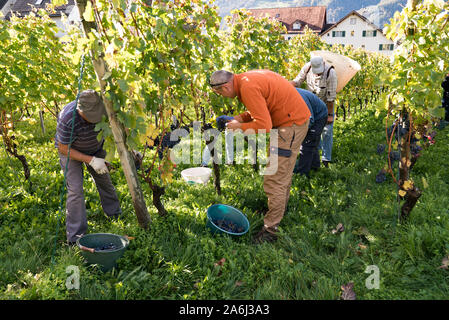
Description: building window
xmin=379 ymin=44 xmax=394 ymax=51
xmin=350 ymin=18 xmax=357 ymax=25
xmin=332 ymin=31 xmax=346 ymax=37
xmin=361 ymin=45 xmax=365 ymax=48
xmin=363 ymin=30 xmax=377 ymax=37
xmin=293 ymin=21 xmax=302 ymax=30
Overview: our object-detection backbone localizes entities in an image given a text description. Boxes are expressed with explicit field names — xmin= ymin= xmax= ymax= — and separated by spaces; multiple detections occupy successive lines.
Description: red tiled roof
xmin=8 ymin=0 xmax=75 ymax=17
xmin=246 ymin=6 xmax=327 ymax=33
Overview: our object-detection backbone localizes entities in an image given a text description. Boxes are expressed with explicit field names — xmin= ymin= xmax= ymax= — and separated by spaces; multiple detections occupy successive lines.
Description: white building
xmin=321 ymin=10 xmax=396 ymax=55
xmin=3 ymin=0 xmax=79 ymax=37
xmin=0 ymin=0 xmax=15 ymax=17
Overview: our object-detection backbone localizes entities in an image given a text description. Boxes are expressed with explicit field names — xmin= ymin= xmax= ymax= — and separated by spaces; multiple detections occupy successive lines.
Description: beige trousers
xmin=263 ymin=121 xmax=309 ymax=232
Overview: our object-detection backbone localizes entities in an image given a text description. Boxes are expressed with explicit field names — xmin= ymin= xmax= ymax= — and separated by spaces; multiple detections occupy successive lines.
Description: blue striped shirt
xmin=55 ymin=101 xmax=104 ymax=156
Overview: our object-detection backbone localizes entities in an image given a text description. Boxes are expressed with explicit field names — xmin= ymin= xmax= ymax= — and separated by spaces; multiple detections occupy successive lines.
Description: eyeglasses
xmin=209 ymin=81 xmax=228 ymax=88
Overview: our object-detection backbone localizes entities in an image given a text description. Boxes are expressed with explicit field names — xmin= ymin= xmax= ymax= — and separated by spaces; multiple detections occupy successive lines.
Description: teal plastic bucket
xmin=206 ymin=204 xmax=250 ymax=236
xmin=76 ymin=233 xmax=129 ymax=272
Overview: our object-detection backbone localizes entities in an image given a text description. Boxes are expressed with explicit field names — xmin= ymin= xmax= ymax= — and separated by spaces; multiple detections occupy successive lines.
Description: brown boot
xmin=253 ymin=227 xmax=278 ymax=244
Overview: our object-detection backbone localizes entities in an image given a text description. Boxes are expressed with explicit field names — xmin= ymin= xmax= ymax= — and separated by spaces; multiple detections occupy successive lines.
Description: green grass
xmin=1 ymin=106 xmax=449 ymax=300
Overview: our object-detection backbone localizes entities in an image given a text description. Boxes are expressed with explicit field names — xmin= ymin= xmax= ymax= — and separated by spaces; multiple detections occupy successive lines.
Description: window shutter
xmin=379 ymin=44 xmax=383 ymax=51
xmin=373 ymin=30 xmax=377 ymax=37
xmin=362 ymin=30 xmax=366 ymax=37
xmin=342 ymin=31 xmax=346 ymax=37
xmin=390 ymin=44 xmax=394 ymax=50
xmin=332 ymin=31 xmax=335 ymax=37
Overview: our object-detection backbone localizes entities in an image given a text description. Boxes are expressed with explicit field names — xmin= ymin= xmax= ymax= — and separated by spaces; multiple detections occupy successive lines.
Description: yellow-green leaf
xmin=422 ymin=177 xmax=429 ymax=189
xmin=83 ymin=1 xmax=95 ymax=22
xmin=403 ymin=180 xmax=413 ymax=191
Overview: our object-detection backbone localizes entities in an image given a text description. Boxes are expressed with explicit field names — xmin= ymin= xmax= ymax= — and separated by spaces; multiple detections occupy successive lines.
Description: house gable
xmin=320 ymin=10 xmax=396 ymax=55
xmin=321 ymin=10 xmax=384 ymax=36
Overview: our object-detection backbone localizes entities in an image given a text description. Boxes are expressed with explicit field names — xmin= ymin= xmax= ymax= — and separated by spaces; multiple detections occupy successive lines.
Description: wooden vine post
xmin=74 ymin=0 xmax=151 ymax=229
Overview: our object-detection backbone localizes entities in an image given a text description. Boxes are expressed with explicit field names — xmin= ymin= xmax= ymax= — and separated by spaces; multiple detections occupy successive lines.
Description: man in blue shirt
xmin=293 ymin=88 xmax=328 ymax=176
xmin=55 ymin=90 xmax=122 ymax=245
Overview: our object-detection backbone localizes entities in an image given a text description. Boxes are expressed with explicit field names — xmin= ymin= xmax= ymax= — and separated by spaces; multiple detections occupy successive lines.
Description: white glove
xmin=89 ymin=156 xmax=108 ymax=174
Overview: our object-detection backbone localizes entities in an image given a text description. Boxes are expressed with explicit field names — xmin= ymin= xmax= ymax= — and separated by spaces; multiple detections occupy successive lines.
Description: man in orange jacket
xmin=209 ymin=70 xmax=311 ymax=244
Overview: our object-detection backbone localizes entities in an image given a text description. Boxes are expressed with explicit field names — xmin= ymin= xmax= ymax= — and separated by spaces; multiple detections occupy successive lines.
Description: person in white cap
xmin=55 ymin=90 xmax=122 ymax=245
xmin=290 ymin=56 xmax=337 ymax=168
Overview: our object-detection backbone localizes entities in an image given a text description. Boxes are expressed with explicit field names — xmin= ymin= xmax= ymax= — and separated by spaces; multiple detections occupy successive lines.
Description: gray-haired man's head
xmin=209 ymin=70 xmax=234 ymax=89
xmin=209 ymin=70 xmax=236 ymax=98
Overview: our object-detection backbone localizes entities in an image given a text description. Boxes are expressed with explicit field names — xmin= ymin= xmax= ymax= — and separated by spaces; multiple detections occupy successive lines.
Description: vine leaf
xmin=83 ymin=1 xmax=95 ymax=22
xmin=421 ymin=177 xmax=429 ymax=189
xmin=403 ymin=180 xmax=413 ymax=191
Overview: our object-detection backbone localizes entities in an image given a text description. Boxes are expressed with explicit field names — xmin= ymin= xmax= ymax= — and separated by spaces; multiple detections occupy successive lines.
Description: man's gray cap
xmin=310 ymin=56 xmax=325 ymax=74
xmin=77 ymin=90 xmax=106 ymax=123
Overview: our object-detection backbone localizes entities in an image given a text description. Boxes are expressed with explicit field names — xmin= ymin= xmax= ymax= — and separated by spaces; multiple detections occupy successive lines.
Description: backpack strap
xmin=306 ymin=63 xmax=312 ymax=76
xmin=326 ymin=65 xmax=334 ymax=80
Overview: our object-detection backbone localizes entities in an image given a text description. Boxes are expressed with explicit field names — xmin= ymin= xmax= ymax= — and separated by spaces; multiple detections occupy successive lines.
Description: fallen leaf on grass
xmin=332 ymin=223 xmax=344 ymax=234
xmin=437 ymin=256 xmax=449 ymax=270
xmin=235 ymin=281 xmax=243 ymax=287
xmin=355 ymin=243 xmax=368 ymax=256
xmin=214 ymin=258 xmax=226 ymax=267
xmin=340 ymin=282 xmax=356 ymax=300
xmin=358 ymin=243 xmax=368 ymax=250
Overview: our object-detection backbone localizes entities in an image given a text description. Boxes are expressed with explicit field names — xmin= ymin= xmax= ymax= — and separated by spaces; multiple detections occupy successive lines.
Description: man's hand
xmin=326 ymin=101 xmax=334 ymax=125
xmin=225 ymin=119 xmax=242 ymax=130
xmin=89 ymin=156 xmax=109 ymax=174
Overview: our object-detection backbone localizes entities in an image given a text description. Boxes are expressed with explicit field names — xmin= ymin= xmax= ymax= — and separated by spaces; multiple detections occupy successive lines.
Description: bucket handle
xmin=79 ymin=245 xmax=95 ymax=253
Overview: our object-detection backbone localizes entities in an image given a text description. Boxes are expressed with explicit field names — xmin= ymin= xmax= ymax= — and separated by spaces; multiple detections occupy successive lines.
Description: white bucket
xmin=181 ymin=167 xmax=212 ymax=185
xmin=311 ymin=50 xmax=361 ymax=93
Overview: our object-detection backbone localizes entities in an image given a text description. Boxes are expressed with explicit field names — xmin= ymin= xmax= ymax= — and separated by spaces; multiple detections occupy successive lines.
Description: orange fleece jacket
xmin=234 ymin=70 xmax=311 ymax=133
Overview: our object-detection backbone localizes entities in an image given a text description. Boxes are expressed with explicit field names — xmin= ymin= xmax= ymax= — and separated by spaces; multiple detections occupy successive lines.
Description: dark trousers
xmin=59 ymin=151 xmax=122 ymax=243
xmin=294 ymin=116 xmax=327 ymax=176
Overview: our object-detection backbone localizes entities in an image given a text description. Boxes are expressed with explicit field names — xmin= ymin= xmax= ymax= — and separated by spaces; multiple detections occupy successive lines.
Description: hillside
xmin=213 ymin=0 xmax=407 ymax=28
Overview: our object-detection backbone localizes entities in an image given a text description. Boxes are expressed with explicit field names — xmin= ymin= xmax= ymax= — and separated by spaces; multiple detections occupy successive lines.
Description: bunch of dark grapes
xmin=375 ymin=169 xmax=386 ymax=183
xmin=410 ymin=143 xmax=422 ymax=157
xmin=94 ymin=243 xmax=118 ymax=251
xmin=212 ymin=218 xmax=244 ymax=233
xmin=387 ymin=122 xmax=409 ymax=141
xmin=216 ymin=118 xmax=227 ymax=132
xmin=376 ymin=144 xmax=386 ymax=155
xmin=203 ymin=122 xmax=213 ymax=131
xmin=154 ymin=129 xmax=188 ymax=159
xmin=389 ymin=151 xmax=400 ymax=163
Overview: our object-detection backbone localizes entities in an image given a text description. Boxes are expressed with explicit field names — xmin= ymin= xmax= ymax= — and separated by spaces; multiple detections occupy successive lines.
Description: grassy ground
xmin=1 ymin=105 xmax=449 ymax=300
